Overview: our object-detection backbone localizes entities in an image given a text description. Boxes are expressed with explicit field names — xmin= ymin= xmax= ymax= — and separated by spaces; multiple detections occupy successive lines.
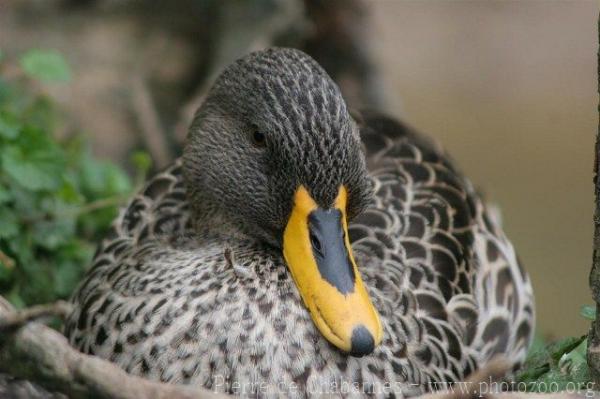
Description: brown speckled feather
xmin=65 ymin=111 xmax=533 ymax=398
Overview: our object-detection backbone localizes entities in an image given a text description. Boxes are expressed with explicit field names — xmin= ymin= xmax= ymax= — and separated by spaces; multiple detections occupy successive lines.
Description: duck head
xmin=183 ymin=48 xmax=382 ymax=356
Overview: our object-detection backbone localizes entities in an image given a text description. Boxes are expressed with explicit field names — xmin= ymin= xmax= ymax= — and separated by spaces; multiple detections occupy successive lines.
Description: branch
xmin=0 ymin=296 xmax=226 ymax=399
xmin=0 ymin=300 xmax=71 ymax=331
xmin=588 ymin=12 xmax=600 ymax=385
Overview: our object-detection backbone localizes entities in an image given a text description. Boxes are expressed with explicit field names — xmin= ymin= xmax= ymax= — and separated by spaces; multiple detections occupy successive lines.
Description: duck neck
xmin=186 ymin=187 xmax=261 ymax=244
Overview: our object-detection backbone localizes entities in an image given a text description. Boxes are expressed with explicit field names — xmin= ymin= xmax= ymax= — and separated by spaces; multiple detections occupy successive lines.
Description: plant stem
xmin=57 ymin=195 xmax=128 ymax=218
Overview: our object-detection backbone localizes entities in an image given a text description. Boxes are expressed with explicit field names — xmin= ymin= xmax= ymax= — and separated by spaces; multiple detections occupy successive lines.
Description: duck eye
xmin=309 ymin=231 xmax=323 ymax=256
xmin=251 ymin=130 xmax=266 ymax=147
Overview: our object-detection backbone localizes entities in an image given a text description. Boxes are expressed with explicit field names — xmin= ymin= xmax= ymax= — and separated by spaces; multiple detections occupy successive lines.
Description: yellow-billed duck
xmin=65 ymin=48 xmax=534 ymax=397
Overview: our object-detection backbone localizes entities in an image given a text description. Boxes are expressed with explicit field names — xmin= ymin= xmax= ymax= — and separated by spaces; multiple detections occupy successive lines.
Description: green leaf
xmin=80 ymin=159 xmax=130 ymax=198
xmin=2 ymin=145 xmax=62 ymax=190
xmin=2 ymin=127 xmax=66 ymax=191
xmin=0 ymin=262 xmax=13 ymax=285
xmin=558 ymin=338 xmax=591 ymax=384
xmin=6 ymin=287 xmax=25 ymax=309
xmin=104 ymin=163 xmax=131 ymax=195
xmin=23 ymin=96 xmax=59 ymax=132
xmin=0 ymin=185 xmax=11 ymax=205
xmin=18 ymin=259 xmax=55 ymax=304
xmin=20 ymin=50 xmax=71 ymax=83
xmin=32 ymin=218 xmax=75 ymax=250
xmin=0 ymin=77 xmax=12 ymax=105
xmin=131 ymin=150 xmax=152 ymax=184
xmin=0 ymin=207 xmax=19 ymax=238
xmin=516 ymin=335 xmax=592 ymax=391
xmin=57 ymin=179 xmax=84 ymax=204
xmin=515 ymin=363 xmax=550 ymax=384
xmin=0 ymin=111 xmax=21 ymax=139
xmin=548 ymin=336 xmax=586 ymax=364
xmin=79 ymin=158 xmax=107 ymax=196
xmin=580 ymin=305 xmax=596 ymax=321
xmin=53 ymin=260 xmax=83 ymax=298
xmin=7 ymin=233 xmax=34 ymax=268
xmin=8 ymin=184 xmax=40 ymax=219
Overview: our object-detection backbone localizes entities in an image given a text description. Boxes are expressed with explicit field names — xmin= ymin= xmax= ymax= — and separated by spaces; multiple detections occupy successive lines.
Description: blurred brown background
xmin=0 ymin=0 xmax=597 ymax=338
xmin=371 ymin=1 xmax=597 ymax=338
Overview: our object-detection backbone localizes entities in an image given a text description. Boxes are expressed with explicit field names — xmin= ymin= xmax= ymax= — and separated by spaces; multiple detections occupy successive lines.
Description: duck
xmin=64 ymin=48 xmax=534 ymax=397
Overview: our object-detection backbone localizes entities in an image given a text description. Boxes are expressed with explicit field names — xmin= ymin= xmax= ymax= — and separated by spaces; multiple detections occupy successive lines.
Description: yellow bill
xmin=283 ymin=185 xmax=382 ymax=356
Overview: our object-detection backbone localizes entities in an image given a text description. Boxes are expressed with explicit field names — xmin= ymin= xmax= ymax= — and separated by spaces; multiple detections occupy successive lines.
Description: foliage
xmin=581 ymin=305 xmax=596 ymax=321
xmin=0 ymin=49 xmax=149 ymax=308
xmin=515 ymin=335 xmax=591 ymax=392
xmin=514 ymin=306 xmax=595 ymax=393
xmin=20 ymin=49 xmax=71 ymax=83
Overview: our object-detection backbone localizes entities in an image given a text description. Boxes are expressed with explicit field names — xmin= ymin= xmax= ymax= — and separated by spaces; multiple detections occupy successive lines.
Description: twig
xmin=131 ymin=75 xmax=172 ymax=169
xmin=55 ymin=195 xmax=128 ymax=218
xmin=0 ymin=295 xmax=226 ymax=399
xmin=0 ymin=300 xmax=71 ymax=331
xmin=22 ymin=195 xmax=129 ymax=226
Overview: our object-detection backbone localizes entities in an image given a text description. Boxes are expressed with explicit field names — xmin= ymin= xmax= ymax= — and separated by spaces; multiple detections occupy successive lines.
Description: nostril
xmin=350 ymin=326 xmax=375 ymax=357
